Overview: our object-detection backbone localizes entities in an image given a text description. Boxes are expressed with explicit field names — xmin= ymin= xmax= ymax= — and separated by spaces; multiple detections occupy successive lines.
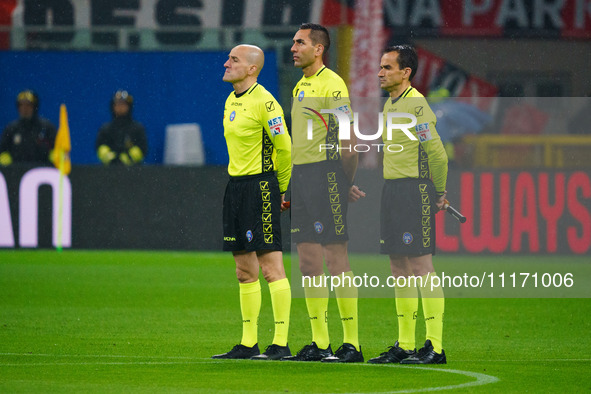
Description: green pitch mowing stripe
xmin=1 ymin=250 xmax=590 ymax=393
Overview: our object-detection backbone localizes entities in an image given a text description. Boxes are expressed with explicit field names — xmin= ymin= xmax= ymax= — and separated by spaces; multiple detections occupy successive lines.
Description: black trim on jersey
xmin=249 ymin=83 xmax=260 ymax=94
xmin=418 ymin=143 xmax=430 ymax=180
xmin=402 ymin=86 xmax=414 ymax=98
xmin=391 ymin=86 xmax=414 ymax=105
xmin=262 ymin=126 xmax=274 ymax=173
xmin=325 ymin=113 xmax=340 ymax=161
xmin=316 ymin=66 xmax=327 ymax=76
xmin=235 ymin=83 xmax=259 ymax=98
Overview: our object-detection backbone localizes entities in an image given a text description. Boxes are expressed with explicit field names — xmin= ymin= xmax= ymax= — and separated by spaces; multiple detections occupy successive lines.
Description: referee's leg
xmin=322 ymin=243 xmax=363 ymax=363
xmin=401 ymin=254 xmax=446 ymax=364
xmin=211 ymin=251 xmax=262 ymax=359
xmin=298 ymin=243 xmax=330 ymax=350
xmin=251 ymin=250 xmax=292 ymax=360
xmin=390 ymin=256 xmax=419 ymax=353
xmin=234 ymin=252 xmax=263 ymax=349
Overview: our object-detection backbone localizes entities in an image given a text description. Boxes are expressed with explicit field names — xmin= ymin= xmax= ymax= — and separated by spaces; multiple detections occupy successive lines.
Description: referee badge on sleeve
xmin=416 ymin=122 xmax=432 ymax=142
xmin=268 ymin=116 xmax=285 ymax=136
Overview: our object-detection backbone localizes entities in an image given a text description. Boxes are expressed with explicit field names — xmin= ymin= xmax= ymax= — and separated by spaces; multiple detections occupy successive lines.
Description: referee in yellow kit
xmin=212 ymin=44 xmax=292 ymax=360
xmin=283 ymin=23 xmax=365 ymax=363
xmin=369 ymin=45 xmax=448 ymax=365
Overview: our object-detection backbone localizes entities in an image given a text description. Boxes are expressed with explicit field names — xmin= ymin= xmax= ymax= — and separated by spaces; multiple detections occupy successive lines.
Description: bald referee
xmin=368 ymin=45 xmax=448 ymax=365
xmin=212 ymin=44 xmax=292 ymax=360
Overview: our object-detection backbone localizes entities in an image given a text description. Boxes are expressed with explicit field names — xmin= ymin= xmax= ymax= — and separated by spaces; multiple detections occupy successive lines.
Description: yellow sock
xmin=395 ymin=278 xmax=418 ymax=351
xmin=303 ymin=274 xmax=330 ymax=349
xmin=239 ymin=280 xmax=261 ymax=348
xmin=334 ymin=271 xmax=359 ymax=350
xmin=269 ymin=278 xmax=291 ymax=347
xmin=419 ymin=273 xmax=445 ymax=353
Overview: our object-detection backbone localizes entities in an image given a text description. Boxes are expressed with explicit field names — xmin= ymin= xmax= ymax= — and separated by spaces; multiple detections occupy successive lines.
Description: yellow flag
xmin=53 ymin=104 xmax=72 ymax=175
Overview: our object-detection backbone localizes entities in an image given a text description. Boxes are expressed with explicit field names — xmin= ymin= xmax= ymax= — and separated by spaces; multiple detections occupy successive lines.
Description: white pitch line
xmin=0 ymin=354 xmax=501 ymax=393
xmin=355 ymin=364 xmax=499 ymax=393
xmin=0 ymin=361 xmax=204 ymax=366
xmin=0 ymin=353 xmax=195 ymax=360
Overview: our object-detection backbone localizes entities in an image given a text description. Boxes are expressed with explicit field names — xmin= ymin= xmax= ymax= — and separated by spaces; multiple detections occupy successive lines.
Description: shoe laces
xmin=334 ymin=344 xmax=353 ymax=357
xmin=296 ymin=343 xmax=316 ymax=357
xmin=378 ymin=345 xmax=396 ymax=357
xmin=227 ymin=344 xmax=245 ymax=355
xmin=264 ymin=344 xmax=281 ymax=355
xmin=417 ymin=345 xmax=432 ymax=357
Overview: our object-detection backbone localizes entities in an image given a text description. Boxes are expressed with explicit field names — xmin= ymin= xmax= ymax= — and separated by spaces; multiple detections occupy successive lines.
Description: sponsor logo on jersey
xmin=229 ymin=110 xmax=236 ymax=121
xmin=416 ymin=122 xmax=432 ymax=142
xmin=268 ymin=116 xmax=285 ymax=136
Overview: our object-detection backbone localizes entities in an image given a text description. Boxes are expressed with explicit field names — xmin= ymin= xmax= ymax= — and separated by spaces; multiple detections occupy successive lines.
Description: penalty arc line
xmin=0 ymin=355 xmax=500 ymax=393
xmin=355 ymin=364 xmax=499 ymax=393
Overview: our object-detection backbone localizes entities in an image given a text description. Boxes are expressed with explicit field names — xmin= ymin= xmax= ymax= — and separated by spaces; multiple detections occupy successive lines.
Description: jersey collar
xmin=391 ymin=85 xmax=413 ymax=104
xmin=235 ymin=83 xmax=259 ymax=98
xmin=305 ymin=66 xmax=326 ymax=79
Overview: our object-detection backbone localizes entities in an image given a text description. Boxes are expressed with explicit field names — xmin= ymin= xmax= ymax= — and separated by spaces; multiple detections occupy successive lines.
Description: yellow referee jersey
xmin=382 ymin=86 xmax=448 ymax=194
xmin=291 ymin=66 xmax=353 ymax=165
xmin=223 ymin=82 xmax=291 ymax=193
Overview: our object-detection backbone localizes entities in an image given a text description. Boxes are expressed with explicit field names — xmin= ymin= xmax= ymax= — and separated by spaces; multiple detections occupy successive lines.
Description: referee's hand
xmin=280 ymin=194 xmax=290 ymax=212
xmin=436 ymin=190 xmax=447 ymax=211
xmin=349 ymin=185 xmax=366 ymax=203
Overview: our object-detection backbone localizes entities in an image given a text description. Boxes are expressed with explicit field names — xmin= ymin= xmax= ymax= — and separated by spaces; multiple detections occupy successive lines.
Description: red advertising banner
xmin=0 ymin=0 xmax=17 ymax=49
xmin=325 ymin=0 xmax=591 ymax=38
xmin=438 ymin=171 xmax=591 ymax=255
xmin=414 ymin=47 xmax=499 ymax=102
xmin=3 ymin=0 xmax=591 ymax=50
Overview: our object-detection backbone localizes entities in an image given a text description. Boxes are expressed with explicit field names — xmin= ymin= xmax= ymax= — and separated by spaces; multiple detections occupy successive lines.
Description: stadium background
xmin=1 ymin=0 xmax=590 ymax=255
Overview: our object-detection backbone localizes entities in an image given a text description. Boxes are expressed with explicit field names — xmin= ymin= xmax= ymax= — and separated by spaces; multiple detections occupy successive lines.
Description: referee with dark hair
xmin=283 ymin=23 xmax=365 ymax=363
xmin=368 ymin=45 xmax=448 ymax=365
xmin=212 ymin=44 xmax=292 ymax=360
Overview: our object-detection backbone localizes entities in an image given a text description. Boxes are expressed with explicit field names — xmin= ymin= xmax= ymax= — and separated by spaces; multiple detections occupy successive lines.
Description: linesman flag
xmin=53 ymin=104 xmax=72 ymax=175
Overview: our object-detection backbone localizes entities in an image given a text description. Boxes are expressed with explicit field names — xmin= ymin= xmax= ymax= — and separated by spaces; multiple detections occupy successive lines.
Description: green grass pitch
xmin=1 ymin=250 xmax=590 ymax=393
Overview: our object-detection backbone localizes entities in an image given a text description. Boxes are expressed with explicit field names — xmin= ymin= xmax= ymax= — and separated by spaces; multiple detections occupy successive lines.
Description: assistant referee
xmin=283 ymin=23 xmax=365 ymax=363
xmin=368 ymin=45 xmax=448 ymax=365
xmin=212 ymin=44 xmax=292 ymax=361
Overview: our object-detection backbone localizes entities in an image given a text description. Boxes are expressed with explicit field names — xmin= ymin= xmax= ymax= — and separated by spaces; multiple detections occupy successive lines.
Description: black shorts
xmin=380 ymin=178 xmax=436 ymax=256
xmin=291 ymin=161 xmax=349 ymax=245
xmin=223 ymin=173 xmax=282 ymax=252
